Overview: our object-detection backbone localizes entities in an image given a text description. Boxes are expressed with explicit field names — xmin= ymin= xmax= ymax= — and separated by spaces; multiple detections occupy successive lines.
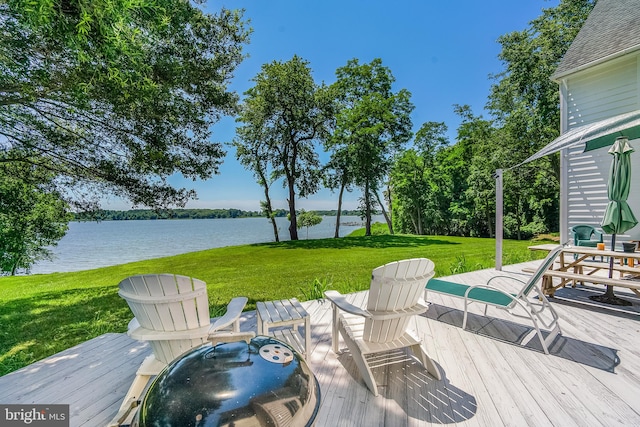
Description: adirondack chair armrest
xmin=128 ymin=323 xmax=213 ymax=341
xmin=324 ymin=290 xmax=372 ymax=318
xmin=368 ymin=302 xmax=429 ymax=320
xmin=127 ymin=317 xmax=141 ymax=335
xmin=209 ymin=297 xmax=248 ymax=333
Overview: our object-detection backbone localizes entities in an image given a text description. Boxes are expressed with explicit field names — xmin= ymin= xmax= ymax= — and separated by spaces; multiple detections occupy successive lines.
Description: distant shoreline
xmin=73 ymin=208 xmax=371 ymax=221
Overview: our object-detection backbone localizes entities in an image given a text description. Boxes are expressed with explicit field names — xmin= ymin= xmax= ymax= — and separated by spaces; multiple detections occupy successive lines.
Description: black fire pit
xmin=132 ymin=336 xmax=320 ymax=427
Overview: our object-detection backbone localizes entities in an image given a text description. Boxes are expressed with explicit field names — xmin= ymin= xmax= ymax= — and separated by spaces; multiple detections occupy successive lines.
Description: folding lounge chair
xmin=425 ymin=245 xmax=563 ymax=354
xmin=324 ymin=258 xmax=441 ymax=396
xmin=110 ymin=274 xmax=254 ymax=426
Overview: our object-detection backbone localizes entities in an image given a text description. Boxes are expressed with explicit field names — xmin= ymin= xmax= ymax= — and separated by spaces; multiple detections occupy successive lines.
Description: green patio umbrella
xmin=591 ymin=136 xmax=638 ymax=305
xmin=601 ymin=137 xmax=637 ymax=235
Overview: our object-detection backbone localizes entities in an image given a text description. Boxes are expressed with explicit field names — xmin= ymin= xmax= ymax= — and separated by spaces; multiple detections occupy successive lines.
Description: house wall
xmin=559 ymin=52 xmax=640 ymax=246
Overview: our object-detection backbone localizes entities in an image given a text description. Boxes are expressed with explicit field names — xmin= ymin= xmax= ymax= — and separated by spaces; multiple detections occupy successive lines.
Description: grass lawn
xmin=0 ymin=232 xmax=552 ymax=376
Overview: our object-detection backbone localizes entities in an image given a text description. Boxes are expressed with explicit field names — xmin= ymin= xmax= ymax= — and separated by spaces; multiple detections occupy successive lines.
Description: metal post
xmin=495 ymin=169 xmax=503 ymax=271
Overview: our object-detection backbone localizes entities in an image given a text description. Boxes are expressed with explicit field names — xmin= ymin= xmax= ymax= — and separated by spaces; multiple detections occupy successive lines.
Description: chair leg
xmin=107 ymin=374 xmax=152 ymax=426
xmin=520 ymin=298 xmax=562 ymax=355
xmin=532 ymin=318 xmax=550 ymax=355
xmin=331 ymin=305 xmax=340 ymax=354
xmin=462 ymin=300 xmax=469 ymax=329
xmin=462 ymin=300 xmax=483 ymax=329
xmin=410 ymin=344 xmax=441 ymax=381
xmin=338 ymin=322 xmax=379 ymax=396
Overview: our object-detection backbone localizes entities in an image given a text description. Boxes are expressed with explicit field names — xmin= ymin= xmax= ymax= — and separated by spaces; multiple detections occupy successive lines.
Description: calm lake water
xmin=29 ymin=215 xmax=383 ymax=274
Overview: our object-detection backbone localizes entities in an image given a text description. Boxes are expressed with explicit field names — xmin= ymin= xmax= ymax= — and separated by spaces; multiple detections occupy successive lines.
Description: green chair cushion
xmin=426 ymin=278 xmax=514 ymax=307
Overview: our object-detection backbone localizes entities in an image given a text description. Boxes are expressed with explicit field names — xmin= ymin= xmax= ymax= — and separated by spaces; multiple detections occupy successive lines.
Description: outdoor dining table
xmin=528 ymin=243 xmax=640 ymax=298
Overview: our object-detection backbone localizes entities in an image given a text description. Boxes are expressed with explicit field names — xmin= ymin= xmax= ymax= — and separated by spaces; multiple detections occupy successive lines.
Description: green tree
xmin=296 ymin=210 xmax=323 ymax=239
xmin=464 ymin=128 xmax=503 ymax=238
xmin=487 ymin=0 xmax=594 ymax=237
xmin=237 ymin=55 xmax=335 ymax=240
xmin=322 ymin=150 xmax=354 ymax=238
xmin=391 ymin=121 xmax=448 ymax=235
xmin=330 ymin=58 xmax=413 ymax=236
xmin=390 ymin=149 xmax=427 ymax=234
xmin=1 ymin=163 xmax=71 ymax=275
xmin=233 ymin=126 xmax=280 ymax=242
xmin=454 ymin=106 xmax=498 ymax=237
xmin=1 ymin=0 xmax=250 ymax=210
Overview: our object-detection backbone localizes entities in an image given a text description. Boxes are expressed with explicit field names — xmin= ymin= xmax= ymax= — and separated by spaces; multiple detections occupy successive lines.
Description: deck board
xmin=1 ymin=260 xmax=640 ymax=426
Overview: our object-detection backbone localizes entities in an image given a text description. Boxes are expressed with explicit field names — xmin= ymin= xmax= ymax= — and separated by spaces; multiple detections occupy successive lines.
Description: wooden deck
xmin=1 ymin=261 xmax=640 ymax=426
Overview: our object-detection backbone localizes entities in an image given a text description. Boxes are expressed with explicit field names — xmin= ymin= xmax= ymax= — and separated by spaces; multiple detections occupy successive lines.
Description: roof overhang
xmin=551 ymin=45 xmax=640 ymax=82
xmin=520 ymin=110 xmax=640 ymax=166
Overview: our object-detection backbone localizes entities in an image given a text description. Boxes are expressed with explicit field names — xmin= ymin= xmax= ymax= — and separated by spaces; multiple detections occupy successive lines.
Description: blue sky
xmin=108 ymin=0 xmax=559 ymax=211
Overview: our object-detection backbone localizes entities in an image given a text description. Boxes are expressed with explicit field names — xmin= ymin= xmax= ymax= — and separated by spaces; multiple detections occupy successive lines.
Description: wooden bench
xmin=540 ymin=270 xmax=640 ymax=297
xmin=525 ymin=261 xmax=640 ymax=276
xmin=524 ymin=260 xmax=640 ymax=296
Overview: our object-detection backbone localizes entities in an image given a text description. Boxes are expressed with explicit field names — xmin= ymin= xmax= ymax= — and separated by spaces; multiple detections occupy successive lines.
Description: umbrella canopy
xmin=601 ymin=136 xmax=638 ymax=235
xmin=592 ymin=136 xmax=637 ymax=305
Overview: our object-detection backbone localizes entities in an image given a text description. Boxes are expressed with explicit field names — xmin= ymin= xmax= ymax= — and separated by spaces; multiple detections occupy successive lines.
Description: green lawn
xmin=0 ymin=233 xmax=550 ymax=376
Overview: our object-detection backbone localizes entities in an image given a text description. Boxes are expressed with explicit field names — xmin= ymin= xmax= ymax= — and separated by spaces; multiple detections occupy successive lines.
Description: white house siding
xmin=561 ymin=53 xmax=640 ymax=244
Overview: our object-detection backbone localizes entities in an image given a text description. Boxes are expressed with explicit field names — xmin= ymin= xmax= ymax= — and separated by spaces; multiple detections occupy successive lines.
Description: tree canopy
xmin=236 ymin=55 xmax=335 ymax=240
xmin=486 ymin=0 xmax=594 ymax=238
xmin=329 ymin=58 xmax=413 ymax=235
xmin=1 ymin=162 xmax=71 ymax=275
xmin=296 ymin=209 xmax=323 ymax=239
xmin=1 ymin=0 xmax=250 ymax=210
xmin=389 ymin=0 xmax=594 ymax=239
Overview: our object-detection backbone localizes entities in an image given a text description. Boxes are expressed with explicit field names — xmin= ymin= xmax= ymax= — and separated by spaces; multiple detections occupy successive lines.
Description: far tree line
xmin=0 ymin=0 xmax=594 ymax=275
xmin=73 ymin=209 xmax=365 ymax=221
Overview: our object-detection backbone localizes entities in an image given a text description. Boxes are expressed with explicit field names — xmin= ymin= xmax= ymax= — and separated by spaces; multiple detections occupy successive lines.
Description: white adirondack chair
xmin=324 ymin=258 xmax=441 ymax=396
xmin=110 ymin=274 xmax=253 ymax=427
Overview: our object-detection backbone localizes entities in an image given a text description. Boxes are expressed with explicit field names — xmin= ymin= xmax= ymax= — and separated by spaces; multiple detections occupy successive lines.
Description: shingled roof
xmin=552 ymin=0 xmax=640 ymax=79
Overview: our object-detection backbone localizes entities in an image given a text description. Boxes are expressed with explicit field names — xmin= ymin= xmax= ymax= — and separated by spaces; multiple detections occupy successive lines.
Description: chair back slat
xmin=364 ymin=258 xmax=435 ymax=342
xmin=119 ymin=274 xmax=210 ymax=333
xmin=158 ymin=274 xmax=187 ymax=331
xmin=518 ymin=245 xmax=563 ymax=298
xmin=172 ymin=275 xmax=209 ymax=330
xmin=122 ymin=275 xmax=166 ymax=331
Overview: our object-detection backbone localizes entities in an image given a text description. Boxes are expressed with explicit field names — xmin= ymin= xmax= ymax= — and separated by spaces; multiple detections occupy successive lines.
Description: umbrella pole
xmin=589 ymin=234 xmax=632 ymax=306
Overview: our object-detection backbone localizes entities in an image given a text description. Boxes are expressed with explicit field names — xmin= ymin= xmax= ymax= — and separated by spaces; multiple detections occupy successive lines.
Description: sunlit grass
xmin=0 ymin=231 xmax=551 ymax=376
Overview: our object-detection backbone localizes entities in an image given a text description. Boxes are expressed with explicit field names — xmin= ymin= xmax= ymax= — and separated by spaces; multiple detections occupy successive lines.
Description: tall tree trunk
xmin=410 ymin=214 xmax=418 ymax=235
xmin=263 ymin=192 xmax=279 ymax=243
xmin=270 ymin=216 xmax=280 ymax=242
xmin=257 ymin=168 xmax=279 ymax=242
xmin=364 ymin=181 xmax=372 ymax=236
xmin=387 ymin=183 xmax=394 ymax=233
xmin=287 ymin=177 xmax=298 ymax=240
xmin=334 ymin=181 xmax=346 ymax=238
xmin=375 ymin=191 xmax=393 ymax=234
xmin=515 ymin=197 xmax=522 ymax=240
xmin=485 ymin=200 xmax=493 ymax=238
xmin=285 ymin=144 xmax=299 ymax=240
